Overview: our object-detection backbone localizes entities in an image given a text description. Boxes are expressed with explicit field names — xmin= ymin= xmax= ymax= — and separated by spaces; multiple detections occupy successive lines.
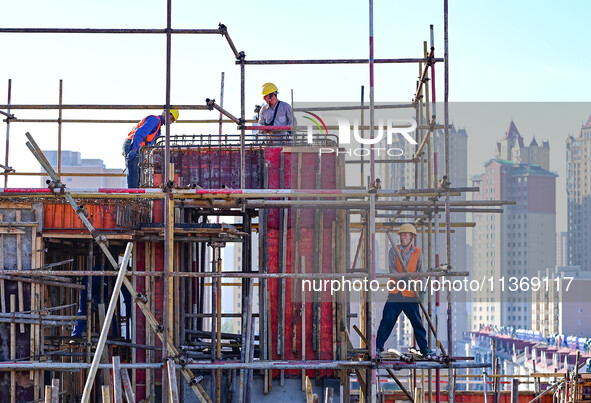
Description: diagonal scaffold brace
xmin=24 ymin=132 xmax=212 ymax=403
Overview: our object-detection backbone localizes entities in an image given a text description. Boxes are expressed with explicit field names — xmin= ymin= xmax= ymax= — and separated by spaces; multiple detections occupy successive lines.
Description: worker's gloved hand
xmin=126 ymin=150 xmax=137 ymax=161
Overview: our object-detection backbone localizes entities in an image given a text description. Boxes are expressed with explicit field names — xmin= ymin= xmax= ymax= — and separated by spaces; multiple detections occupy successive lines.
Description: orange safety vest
xmin=125 ymin=115 xmax=161 ymax=146
xmin=389 ymin=246 xmax=421 ymax=297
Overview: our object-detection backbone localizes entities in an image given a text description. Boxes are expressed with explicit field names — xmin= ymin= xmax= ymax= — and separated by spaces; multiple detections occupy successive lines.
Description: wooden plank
xmin=120 ymin=368 xmax=136 ymax=403
xmin=0 ymin=228 xmax=26 ymax=235
xmin=41 ymin=233 xmax=133 ymax=240
xmin=167 ymin=359 xmax=180 ymax=403
xmin=324 ymin=387 xmax=334 ymax=403
xmin=51 ymin=378 xmax=60 ymax=403
xmin=16 ymin=210 xmax=25 ymax=333
xmin=31 ymin=229 xmax=39 ymax=398
xmin=44 ymin=385 xmax=52 ymax=403
xmin=112 ymin=356 xmax=123 ymax=403
xmin=98 ymin=304 xmax=111 ymax=389
xmin=0 ymin=202 xmax=32 ymax=209
xmin=306 ymin=376 xmax=314 ymax=403
xmin=131 ymin=242 xmax=137 ymax=396
xmin=102 ymin=385 xmax=112 ymax=403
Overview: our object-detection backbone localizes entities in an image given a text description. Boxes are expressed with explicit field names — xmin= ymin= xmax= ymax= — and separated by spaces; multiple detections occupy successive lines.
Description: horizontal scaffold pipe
xmin=3 ymin=119 xmax=252 ymax=124
xmin=293 ymin=104 xmax=415 ymax=111
xmin=0 ymin=312 xmax=85 ymax=320
xmin=0 ymin=187 xmax=479 ymax=199
xmin=0 ymin=28 xmax=224 ymax=34
xmin=240 ymin=58 xmax=444 ymax=65
xmin=0 ymin=269 xmax=469 ymax=279
xmin=6 ymin=172 xmax=125 ymax=177
xmin=0 ymin=360 xmax=490 ymax=371
xmin=0 ymin=104 xmax=210 ymax=110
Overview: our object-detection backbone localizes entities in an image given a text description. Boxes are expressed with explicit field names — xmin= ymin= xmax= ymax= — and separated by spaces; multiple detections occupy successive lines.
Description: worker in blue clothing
xmin=258 ymin=83 xmax=293 ymax=143
xmin=71 ymin=274 xmax=132 ymax=339
xmin=122 ymin=109 xmax=179 ymax=188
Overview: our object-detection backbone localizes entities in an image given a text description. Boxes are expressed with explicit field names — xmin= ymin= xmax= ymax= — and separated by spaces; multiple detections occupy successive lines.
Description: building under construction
xmin=0 ymin=1 xmax=589 ymax=403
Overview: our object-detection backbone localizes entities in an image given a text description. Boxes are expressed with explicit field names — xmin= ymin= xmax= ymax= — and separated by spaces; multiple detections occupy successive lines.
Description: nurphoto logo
xmin=298 ymin=110 xmax=418 ymax=157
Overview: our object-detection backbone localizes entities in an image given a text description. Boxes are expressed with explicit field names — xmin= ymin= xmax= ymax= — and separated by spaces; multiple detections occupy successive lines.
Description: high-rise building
xmin=556 ymin=232 xmax=568 ymax=267
xmin=566 ymin=116 xmax=591 ymax=269
xmin=532 ymin=266 xmax=591 ymax=337
xmin=471 ymin=121 xmax=557 ymax=330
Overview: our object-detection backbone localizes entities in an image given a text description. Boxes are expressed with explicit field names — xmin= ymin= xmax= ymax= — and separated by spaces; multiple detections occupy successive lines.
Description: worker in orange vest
xmin=122 ymin=109 xmax=179 ymax=188
xmin=376 ymin=223 xmax=434 ymax=357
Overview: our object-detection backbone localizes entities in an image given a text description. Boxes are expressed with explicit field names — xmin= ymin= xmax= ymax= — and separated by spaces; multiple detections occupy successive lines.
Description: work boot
xmin=420 ymin=347 xmax=435 ymax=358
xmin=376 ymin=346 xmax=383 ymax=358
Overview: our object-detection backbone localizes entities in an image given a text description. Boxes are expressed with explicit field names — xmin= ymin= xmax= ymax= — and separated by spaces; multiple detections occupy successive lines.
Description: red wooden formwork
xmin=132 ymin=241 xmax=164 ymax=402
xmin=43 ymin=202 xmax=144 ymax=232
xmin=151 ymin=147 xmax=265 ymax=189
xmin=264 ymin=148 xmax=338 ymax=378
xmin=146 ymin=146 xmax=338 ymax=383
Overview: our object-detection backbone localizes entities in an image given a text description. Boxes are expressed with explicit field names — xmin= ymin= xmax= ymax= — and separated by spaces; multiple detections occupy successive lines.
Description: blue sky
xmin=0 ymin=0 xmax=589 ymax=234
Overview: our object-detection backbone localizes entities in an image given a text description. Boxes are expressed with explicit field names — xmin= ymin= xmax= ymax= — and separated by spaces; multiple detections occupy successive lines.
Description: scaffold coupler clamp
xmin=189 ymin=375 xmax=204 ymax=385
xmin=91 ymin=231 xmax=109 ymax=248
xmin=135 ymin=293 xmax=149 ymax=304
xmin=76 ymin=204 xmax=89 ymax=218
xmin=439 ymin=263 xmax=451 ymax=272
xmin=438 ymin=175 xmax=451 ymax=190
xmin=218 ymin=23 xmax=227 ymax=36
xmin=177 ymin=355 xmax=193 ymax=367
xmin=46 ymin=179 xmax=65 ymax=195
xmin=205 ymin=98 xmax=216 ymax=111
xmin=237 ymin=117 xmax=246 ymax=132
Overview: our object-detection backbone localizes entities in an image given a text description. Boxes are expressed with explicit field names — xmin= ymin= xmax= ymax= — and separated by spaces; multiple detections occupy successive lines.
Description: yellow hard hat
xmin=262 ymin=82 xmax=278 ymax=96
xmin=163 ymin=109 xmax=179 ymax=121
xmin=397 ymin=223 xmax=417 ymax=236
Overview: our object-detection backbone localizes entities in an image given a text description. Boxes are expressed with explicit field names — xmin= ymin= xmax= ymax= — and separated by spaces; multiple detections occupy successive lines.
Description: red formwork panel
xmin=264 ymin=147 xmax=338 ymax=378
xmin=132 ymin=241 xmax=164 ymax=400
xmin=134 ymin=242 xmax=147 ymax=401
xmin=148 ymin=146 xmax=338 ymax=381
xmin=42 ymin=202 xmax=144 ymax=232
xmin=151 ymin=147 xmax=265 ymax=189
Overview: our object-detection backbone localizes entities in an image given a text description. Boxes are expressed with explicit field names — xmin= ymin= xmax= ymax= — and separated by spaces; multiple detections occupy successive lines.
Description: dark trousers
xmin=72 ymin=276 xmax=132 ymax=338
xmin=123 ymin=139 xmax=139 ymax=188
xmin=376 ymin=301 xmax=428 ymax=352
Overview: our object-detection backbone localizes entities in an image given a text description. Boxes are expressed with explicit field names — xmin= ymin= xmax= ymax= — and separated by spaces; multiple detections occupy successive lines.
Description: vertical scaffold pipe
xmin=163 ymin=1 xmax=173 ymax=401
xmin=443 ymin=1 xmax=454 ymax=403
xmin=4 ymin=79 xmax=11 ymax=187
xmin=57 ymin=80 xmax=63 ymax=181
xmin=368 ymin=1 xmax=377 ymax=401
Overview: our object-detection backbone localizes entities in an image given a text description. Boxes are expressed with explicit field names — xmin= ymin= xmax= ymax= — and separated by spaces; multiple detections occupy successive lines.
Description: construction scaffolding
xmin=1 ymin=1 xmax=567 ymax=403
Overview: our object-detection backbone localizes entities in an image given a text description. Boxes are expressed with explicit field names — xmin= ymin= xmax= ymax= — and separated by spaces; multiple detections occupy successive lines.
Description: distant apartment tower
xmin=557 ymin=232 xmax=568 ymax=267
xmin=383 ymin=124 xmax=468 ymax=346
xmin=566 ymin=116 xmax=591 ymax=269
xmin=471 ymin=121 xmax=556 ymax=330
xmin=532 ymin=266 xmax=591 ymax=337
xmin=41 ymin=150 xmax=125 ymax=188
